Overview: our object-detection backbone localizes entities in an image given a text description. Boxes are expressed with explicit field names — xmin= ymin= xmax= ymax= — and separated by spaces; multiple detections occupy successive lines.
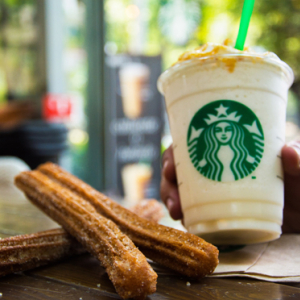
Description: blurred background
xmin=0 ymin=0 xmax=299 ymax=204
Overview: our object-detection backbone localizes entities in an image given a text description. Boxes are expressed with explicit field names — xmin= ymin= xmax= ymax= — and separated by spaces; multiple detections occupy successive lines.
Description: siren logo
xmin=187 ymin=100 xmax=264 ymax=182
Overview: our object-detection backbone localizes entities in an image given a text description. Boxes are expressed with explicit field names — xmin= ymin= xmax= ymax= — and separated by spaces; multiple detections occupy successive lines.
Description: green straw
xmin=235 ymin=0 xmax=255 ymax=50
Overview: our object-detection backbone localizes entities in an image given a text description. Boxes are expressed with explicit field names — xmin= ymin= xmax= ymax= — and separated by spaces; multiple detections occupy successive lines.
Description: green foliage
xmin=253 ymin=1 xmax=300 ymax=80
xmin=195 ymin=0 xmax=300 ymax=85
xmin=0 ymin=0 xmax=39 ymax=96
xmin=0 ymin=0 xmax=35 ymax=24
xmin=2 ymin=0 xmax=35 ymax=7
xmin=104 ymin=0 xmax=130 ymax=53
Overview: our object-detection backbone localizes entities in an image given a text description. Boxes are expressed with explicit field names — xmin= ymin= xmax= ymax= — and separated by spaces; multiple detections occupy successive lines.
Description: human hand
xmin=160 ymin=145 xmax=183 ymax=220
xmin=281 ymin=141 xmax=300 ymax=233
xmin=161 ymin=142 xmax=300 ymax=234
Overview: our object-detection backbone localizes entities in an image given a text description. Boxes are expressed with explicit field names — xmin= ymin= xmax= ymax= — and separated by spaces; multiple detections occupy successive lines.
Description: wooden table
xmin=1 ymin=194 xmax=300 ymax=300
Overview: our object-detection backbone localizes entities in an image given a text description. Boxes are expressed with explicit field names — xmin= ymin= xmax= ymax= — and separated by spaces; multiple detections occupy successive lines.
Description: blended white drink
xmin=158 ymin=43 xmax=294 ymax=245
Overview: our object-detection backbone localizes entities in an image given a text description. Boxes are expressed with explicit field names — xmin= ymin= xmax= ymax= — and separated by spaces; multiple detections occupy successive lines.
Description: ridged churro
xmin=0 ymin=229 xmax=84 ymax=277
xmin=15 ymin=171 xmax=157 ymax=300
xmin=38 ymin=162 xmax=219 ymax=278
xmin=130 ymin=199 xmax=164 ymax=223
xmin=0 ymin=199 xmax=164 ymax=279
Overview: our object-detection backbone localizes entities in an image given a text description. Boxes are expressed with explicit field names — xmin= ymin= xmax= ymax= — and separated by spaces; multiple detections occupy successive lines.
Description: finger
xmin=160 ymin=176 xmax=183 ymax=220
xmin=161 ymin=145 xmax=177 ymax=183
xmin=282 ymin=142 xmax=300 ymax=176
xmin=160 ymin=175 xmax=179 ymax=207
xmin=166 ymin=196 xmax=183 ymax=220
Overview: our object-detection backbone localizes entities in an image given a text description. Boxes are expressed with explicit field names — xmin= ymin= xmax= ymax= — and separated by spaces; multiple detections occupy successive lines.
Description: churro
xmin=130 ymin=199 xmax=164 ymax=223
xmin=38 ymin=162 xmax=219 ymax=278
xmin=0 ymin=199 xmax=163 ymax=279
xmin=0 ymin=228 xmax=83 ymax=277
xmin=15 ymin=171 xmax=157 ymax=300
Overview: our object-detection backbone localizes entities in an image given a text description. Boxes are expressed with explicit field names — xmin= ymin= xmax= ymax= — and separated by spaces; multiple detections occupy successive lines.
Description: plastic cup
xmin=158 ymin=52 xmax=294 ymax=245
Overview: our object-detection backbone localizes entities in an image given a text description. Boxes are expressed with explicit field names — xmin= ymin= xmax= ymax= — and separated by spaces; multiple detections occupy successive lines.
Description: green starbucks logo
xmin=187 ymin=100 xmax=264 ymax=182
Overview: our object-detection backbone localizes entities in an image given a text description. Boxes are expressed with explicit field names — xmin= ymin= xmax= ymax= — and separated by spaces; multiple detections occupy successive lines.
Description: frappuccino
xmin=158 ymin=42 xmax=294 ymax=245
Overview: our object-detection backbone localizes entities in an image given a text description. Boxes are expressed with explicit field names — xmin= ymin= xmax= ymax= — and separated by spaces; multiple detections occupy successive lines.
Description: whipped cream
xmin=175 ymin=42 xmax=280 ymax=65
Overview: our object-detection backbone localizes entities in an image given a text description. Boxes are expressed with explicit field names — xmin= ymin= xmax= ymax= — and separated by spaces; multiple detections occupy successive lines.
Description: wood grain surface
xmin=1 ymin=254 xmax=300 ymax=299
xmin=1 ymin=195 xmax=300 ymax=299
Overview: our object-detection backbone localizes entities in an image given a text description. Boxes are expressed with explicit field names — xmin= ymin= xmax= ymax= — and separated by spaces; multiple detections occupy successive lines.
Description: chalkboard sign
xmin=104 ymin=55 xmax=163 ymax=204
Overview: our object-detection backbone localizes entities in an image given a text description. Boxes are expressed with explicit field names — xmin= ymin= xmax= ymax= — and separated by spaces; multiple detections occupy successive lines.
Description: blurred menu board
xmin=105 ymin=55 xmax=163 ymax=204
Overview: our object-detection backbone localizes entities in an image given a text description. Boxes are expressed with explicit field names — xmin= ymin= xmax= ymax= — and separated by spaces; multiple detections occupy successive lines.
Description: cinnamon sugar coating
xmin=0 ymin=229 xmax=83 ymax=276
xmin=15 ymin=170 xmax=157 ymax=300
xmin=38 ymin=163 xmax=219 ymax=278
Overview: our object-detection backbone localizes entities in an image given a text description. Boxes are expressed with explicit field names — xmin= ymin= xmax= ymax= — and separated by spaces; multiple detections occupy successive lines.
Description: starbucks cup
xmin=158 ymin=45 xmax=294 ymax=245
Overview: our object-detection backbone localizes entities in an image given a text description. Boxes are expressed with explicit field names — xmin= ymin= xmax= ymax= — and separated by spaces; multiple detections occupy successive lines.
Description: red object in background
xmin=43 ymin=94 xmax=72 ymax=122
